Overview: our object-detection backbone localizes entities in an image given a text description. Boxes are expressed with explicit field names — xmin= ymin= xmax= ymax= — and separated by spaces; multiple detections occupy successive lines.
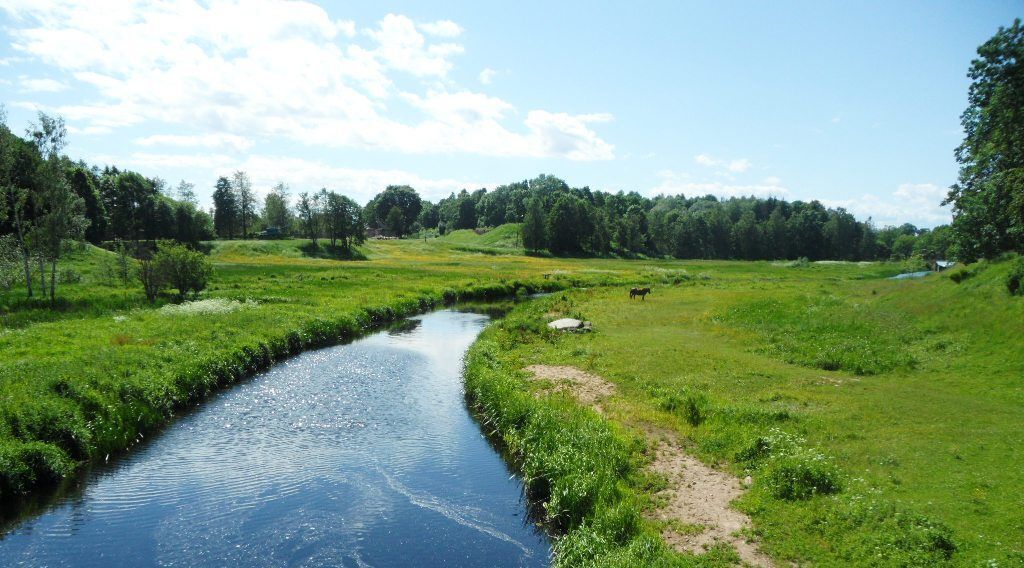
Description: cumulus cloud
xmin=418 ymin=19 xmax=463 ymax=38
xmin=100 ymin=151 xmax=492 ymax=204
xmin=727 ymin=158 xmax=751 ymax=173
xmin=824 ymin=183 xmax=952 ymax=228
xmin=2 ymin=1 xmax=614 ymax=161
xmin=478 ymin=67 xmax=497 ymax=85
xmin=18 ymin=76 xmax=66 ymax=92
xmin=649 ymin=169 xmax=789 ymax=199
xmin=135 ymin=133 xmax=255 ymax=152
xmin=694 ymin=153 xmax=752 ymax=173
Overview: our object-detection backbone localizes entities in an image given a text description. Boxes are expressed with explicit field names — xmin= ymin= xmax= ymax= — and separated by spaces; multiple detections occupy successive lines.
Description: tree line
xmin=351 ymin=175 xmax=951 ymax=263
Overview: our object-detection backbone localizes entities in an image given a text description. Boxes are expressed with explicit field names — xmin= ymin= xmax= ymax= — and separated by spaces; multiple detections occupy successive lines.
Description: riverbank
xmin=464 ymin=258 xmax=1022 ymax=566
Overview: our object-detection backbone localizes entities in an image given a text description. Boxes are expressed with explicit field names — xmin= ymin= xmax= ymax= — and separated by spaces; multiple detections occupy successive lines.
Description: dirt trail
xmin=524 ymin=365 xmax=772 ymax=567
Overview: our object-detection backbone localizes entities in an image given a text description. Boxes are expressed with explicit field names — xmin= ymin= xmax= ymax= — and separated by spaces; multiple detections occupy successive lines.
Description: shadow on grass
xmin=298 ymin=243 xmax=368 ymax=261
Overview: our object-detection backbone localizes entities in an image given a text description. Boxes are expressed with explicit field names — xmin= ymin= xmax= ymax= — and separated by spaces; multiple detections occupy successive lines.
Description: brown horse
xmin=629 ymin=286 xmax=651 ymax=300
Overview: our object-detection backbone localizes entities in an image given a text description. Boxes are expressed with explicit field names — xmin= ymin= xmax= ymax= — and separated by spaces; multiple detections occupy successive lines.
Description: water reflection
xmin=0 ymin=310 xmax=550 ymax=567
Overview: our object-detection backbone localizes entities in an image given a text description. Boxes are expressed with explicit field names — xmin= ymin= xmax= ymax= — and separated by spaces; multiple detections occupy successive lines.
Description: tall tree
xmin=521 ymin=196 xmax=546 ymax=252
xmin=945 ymin=19 xmax=1024 ymax=261
xmin=322 ymin=190 xmax=362 ymax=250
xmin=212 ymin=176 xmax=237 ymax=239
xmin=263 ymin=182 xmax=292 ymax=233
xmin=232 ymin=170 xmax=256 ymax=239
xmin=296 ymin=191 xmax=322 ymax=247
xmin=67 ymin=165 xmax=106 ymax=243
xmin=547 ymin=195 xmax=585 ymax=254
xmin=367 ymin=185 xmax=421 ymax=236
xmin=0 ymin=106 xmax=36 ymax=297
xmin=176 ymin=180 xmax=198 ymax=206
xmin=28 ymin=112 xmax=87 ymax=302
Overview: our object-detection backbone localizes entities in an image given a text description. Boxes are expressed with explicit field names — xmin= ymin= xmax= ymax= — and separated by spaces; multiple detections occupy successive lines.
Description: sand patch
xmin=524 ymin=365 xmax=616 ymax=409
xmin=649 ymin=434 xmax=773 ymax=566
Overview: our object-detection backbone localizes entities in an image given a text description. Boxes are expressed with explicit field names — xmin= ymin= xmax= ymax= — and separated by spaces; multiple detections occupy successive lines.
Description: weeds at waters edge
xmin=0 ymin=279 xmax=566 ymax=502
xmin=465 ymin=328 xmax=741 ymax=566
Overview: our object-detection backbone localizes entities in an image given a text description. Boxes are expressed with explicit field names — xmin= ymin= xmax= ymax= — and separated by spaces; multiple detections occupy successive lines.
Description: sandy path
xmin=524 ymin=365 xmax=772 ymax=567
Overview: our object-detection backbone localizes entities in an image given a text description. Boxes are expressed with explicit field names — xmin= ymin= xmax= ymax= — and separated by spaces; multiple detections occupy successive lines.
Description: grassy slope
xmin=437 ymin=223 xmax=524 ymax=253
xmin=466 ymin=260 xmax=1022 ymax=566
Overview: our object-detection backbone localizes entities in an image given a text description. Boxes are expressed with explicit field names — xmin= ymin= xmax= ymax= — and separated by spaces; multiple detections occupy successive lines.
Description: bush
xmin=58 ymin=268 xmax=82 ymax=284
xmin=138 ymin=242 xmax=213 ymax=302
xmin=947 ymin=263 xmax=980 ymax=284
xmin=156 ymin=242 xmax=212 ymax=299
xmin=741 ymin=428 xmax=843 ymax=500
xmin=1007 ymin=257 xmax=1024 ymax=296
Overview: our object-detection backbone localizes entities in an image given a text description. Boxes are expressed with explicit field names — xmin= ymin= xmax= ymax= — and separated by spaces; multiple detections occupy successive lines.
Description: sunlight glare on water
xmin=0 ymin=310 xmax=549 ymax=568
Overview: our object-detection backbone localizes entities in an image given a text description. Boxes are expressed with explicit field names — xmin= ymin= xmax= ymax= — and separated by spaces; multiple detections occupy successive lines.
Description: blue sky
xmin=1 ymin=1 xmax=1020 ymax=227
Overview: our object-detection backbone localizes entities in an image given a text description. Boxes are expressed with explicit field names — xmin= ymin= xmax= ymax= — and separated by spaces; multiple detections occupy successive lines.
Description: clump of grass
xmin=739 ymin=428 xmax=842 ymax=500
xmin=820 ymin=485 xmax=957 ymax=565
xmin=652 ymin=387 xmax=709 ymax=426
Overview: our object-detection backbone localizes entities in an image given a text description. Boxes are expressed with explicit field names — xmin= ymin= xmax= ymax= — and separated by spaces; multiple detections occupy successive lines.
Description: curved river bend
xmin=0 ymin=310 xmax=550 ymax=567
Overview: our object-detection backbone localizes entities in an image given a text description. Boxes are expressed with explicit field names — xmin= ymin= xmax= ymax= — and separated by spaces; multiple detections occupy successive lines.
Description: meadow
xmin=1 ymin=230 xmax=1021 ymax=566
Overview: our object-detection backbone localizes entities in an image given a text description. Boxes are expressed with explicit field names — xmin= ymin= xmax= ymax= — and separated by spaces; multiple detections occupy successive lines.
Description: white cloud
xmin=2 ymin=2 xmax=614 ymax=161
xmin=135 ymin=133 xmax=255 ymax=152
xmin=694 ymin=154 xmax=752 ymax=173
xmin=100 ymin=151 xmax=491 ymax=204
xmin=823 ymin=183 xmax=952 ymax=228
xmin=19 ymin=76 xmax=67 ymax=92
xmin=727 ymin=158 xmax=751 ymax=173
xmin=478 ymin=67 xmax=497 ymax=85
xmin=649 ymin=169 xmax=789 ymax=199
xmin=366 ymin=13 xmax=463 ymax=77
xmin=418 ymin=19 xmax=463 ymax=38
xmin=694 ymin=154 xmax=719 ymax=167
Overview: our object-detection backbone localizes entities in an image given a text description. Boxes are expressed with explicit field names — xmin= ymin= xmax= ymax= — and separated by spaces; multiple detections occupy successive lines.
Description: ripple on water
xmin=1 ymin=311 xmax=549 ymax=568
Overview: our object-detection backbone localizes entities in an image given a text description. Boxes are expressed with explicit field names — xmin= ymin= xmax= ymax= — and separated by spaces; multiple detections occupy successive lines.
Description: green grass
xmin=463 ymin=259 xmax=1022 ymax=566
xmin=437 ymin=223 xmax=524 ymax=253
xmin=1 ymin=240 xmax=1020 ymax=566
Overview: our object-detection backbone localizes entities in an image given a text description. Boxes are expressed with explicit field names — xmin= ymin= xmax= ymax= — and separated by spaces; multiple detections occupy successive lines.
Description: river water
xmin=0 ymin=310 xmax=550 ymax=567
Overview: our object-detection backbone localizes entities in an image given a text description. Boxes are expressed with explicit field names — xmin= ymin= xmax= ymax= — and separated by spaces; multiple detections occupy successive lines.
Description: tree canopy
xmin=945 ymin=18 xmax=1024 ymax=261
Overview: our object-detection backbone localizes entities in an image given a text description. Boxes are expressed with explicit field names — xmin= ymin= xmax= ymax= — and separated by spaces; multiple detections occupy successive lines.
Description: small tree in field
xmin=155 ymin=242 xmax=212 ymax=300
xmin=137 ymin=242 xmax=212 ymax=303
xmin=138 ymin=254 xmax=166 ymax=304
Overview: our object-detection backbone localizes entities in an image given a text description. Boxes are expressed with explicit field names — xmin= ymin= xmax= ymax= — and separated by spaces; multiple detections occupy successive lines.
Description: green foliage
xmin=745 ymin=429 xmax=843 ymax=500
xmin=946 ymin=19 xmax=1024 ymax=260
xmin=522 ymin=197 xmax=546 ymax=252
xmin=153 ymin=242 xmax=212 ymax=299
xmin=365 ymin=185 xmax=422 ymax=237
xmin=1006 ymin=255 xmax=1024 ymax=295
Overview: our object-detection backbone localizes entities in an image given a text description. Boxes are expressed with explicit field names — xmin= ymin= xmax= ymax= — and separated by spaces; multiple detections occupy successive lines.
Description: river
xmin=0 ymin=309 xmax=550 ymax=567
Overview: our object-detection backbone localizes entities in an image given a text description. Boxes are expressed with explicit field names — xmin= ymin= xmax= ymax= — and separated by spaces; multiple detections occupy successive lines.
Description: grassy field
xmin=1 ymin=234 xmax=1021 ymax=566
xmin=466 ymin=256 xmax=1023 ymax=566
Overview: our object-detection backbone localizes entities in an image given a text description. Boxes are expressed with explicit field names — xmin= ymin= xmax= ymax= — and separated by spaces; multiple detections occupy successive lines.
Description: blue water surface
xmin=0 ymin=310 xmax=549 ymax=567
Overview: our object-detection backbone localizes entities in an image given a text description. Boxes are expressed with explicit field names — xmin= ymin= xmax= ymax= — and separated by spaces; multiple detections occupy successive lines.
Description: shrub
xmin=155 ymin=242 xmax=213 ymax=299
xmin=741 ymin=428 xmax=843 ymax=500
xmin=656 ymin=388 xmax=710 ymax=427
xmin=1007 ymin=257 xmax=1024 ymax=296
xmin=58 ymin=267 xmax=82 ymax=284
